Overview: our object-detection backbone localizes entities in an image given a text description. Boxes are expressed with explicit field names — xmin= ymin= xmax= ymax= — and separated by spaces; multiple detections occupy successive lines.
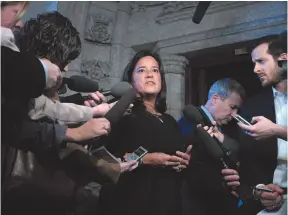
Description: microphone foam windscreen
xmin=105 ymin=88 xmax=137 ymax=125
xmin=183 ymin=104 xmax=204 ymax=124
xmin=196 ymin=126 xmax=224 ymax=159
xmin=67 ymin=75 xmax=99 ymax=92
xmin=110 ymin=82 xmax=132 ymax=98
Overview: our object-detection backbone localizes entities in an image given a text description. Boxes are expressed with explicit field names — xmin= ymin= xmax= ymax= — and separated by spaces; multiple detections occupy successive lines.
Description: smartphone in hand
xmin=124 ymin=146 xmax=148 ymax=162
xmin=254 ymin=187 xmax=274 ymax=193
xmin=233 ymin=114 xmax=252 ymax=126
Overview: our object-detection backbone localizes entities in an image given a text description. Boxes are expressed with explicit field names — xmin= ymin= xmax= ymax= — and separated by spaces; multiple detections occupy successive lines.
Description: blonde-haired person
xmin=1 ymin=1 xmax=29 ymax=28
xmin=1 ymin=1 xmax=61 ymax=96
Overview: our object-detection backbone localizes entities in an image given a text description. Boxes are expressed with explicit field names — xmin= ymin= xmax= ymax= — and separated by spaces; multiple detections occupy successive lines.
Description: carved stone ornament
xmin=80 ymin=59 xmax=111 ymax=90
xmin=84 ymin=14 xmax=112 ymax=44
xmin=161 ymin=55 xmax=189 ymax=75
xmin=160 ymin=1 xmax=198 ymax=16
xmin=130 ymin=1 xmax=166 ymax=13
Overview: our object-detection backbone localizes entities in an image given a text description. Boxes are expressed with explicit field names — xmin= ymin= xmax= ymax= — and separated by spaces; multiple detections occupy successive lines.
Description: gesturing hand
xmin=175 ymin=145 xmax=193 ymax=172
xmin=237 ymin=116 xmax=278 ymax=140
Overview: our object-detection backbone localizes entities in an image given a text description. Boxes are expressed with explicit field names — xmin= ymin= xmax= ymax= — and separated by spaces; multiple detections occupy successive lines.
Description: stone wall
xmin=58 ymin=1 xmax=287 ymax=119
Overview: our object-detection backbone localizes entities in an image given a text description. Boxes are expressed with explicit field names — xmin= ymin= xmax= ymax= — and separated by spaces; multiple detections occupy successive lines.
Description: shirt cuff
xmin=39 ymin=59 xmax=48 ymax=86
xmin=54 ymin=124 xmax=68 ymax=146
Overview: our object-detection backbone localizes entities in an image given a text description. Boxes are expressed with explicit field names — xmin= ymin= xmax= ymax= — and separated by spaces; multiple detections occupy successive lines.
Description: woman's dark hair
xmin=122 ymin=50 xmax=167 ymax=113
xmin=23 ymin=11 xmax=81 ymax=70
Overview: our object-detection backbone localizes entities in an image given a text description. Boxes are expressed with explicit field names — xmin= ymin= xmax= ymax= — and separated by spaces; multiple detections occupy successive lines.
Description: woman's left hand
xmin=175 ymin=145 xmax=192 ymax=172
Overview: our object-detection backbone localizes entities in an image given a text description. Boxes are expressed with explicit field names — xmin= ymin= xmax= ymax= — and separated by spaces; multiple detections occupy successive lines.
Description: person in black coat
xmin=178 ymin=78 xmax=245 ymax=215
xmin=1 ymin=9 xmax=117 ymax=215
xmin=1 ymin=1 xmax=62 ymax=129
xmin=223 ymin=32 xmax=287 ymax=215
xmin=98 ymin=50 xmax=192 ymax=215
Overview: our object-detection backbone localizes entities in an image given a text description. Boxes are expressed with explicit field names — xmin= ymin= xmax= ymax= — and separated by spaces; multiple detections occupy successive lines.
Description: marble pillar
xmin=161 ymin=55 xmax=189 ymax=120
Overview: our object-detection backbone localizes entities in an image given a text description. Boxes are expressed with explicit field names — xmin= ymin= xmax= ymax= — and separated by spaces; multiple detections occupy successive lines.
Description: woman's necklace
xmin=144 ymin=103 xmax=164 ymax=123
xmin=151 ymin=113 xmax=164 ymax=123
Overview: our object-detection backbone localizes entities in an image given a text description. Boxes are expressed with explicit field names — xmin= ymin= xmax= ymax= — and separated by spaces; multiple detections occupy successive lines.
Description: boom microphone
xmin=192 ymin=1 xmax=211 ymax=24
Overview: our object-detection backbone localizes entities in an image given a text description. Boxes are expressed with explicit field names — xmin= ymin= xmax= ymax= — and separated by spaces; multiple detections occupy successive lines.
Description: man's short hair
xmin=208 ymin=78 xmax=245 ymax=101
xmin=251 ymin=31 xmax=287 ymax=59
xmin=22 ymin=11 xmax=81 ymax=70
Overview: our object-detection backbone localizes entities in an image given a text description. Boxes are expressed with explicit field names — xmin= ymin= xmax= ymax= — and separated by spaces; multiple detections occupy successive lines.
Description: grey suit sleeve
xmin=10 ymin=119 xmax=68 ymax=152
xmin=28 ymin=95 xmax=94 ymax=125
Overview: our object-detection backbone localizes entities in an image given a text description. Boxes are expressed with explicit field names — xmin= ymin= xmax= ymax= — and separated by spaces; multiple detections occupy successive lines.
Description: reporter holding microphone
xmin=2 ymin=10 xmax=136 ymax=215
xmin=1 ymin=2 xmax=62 ymax=99
xmin=223 ymin=32 xmax=287 ymax=215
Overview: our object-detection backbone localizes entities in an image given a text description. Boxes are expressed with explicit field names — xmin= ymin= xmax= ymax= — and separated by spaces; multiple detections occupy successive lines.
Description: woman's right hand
xmin=142 ymin=152 xmax=182 ymax=168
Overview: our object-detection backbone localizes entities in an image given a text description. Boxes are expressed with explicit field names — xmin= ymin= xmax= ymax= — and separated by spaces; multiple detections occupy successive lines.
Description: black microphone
xmin=99 ymin=82 xmax=131 ymax=98
xmin=88 ymin=87 xmax=137 ymax=150
xmin=82 ymin=81 xmax=132 ymax=104
xmin=63 ymin=75 xmax=131 ymax=98
xmin=89 ymin=81 xmax=131 ymax=99
xmin=183 ymin=105 xmax=230 ymax=161
xmin=104 ymin=87 xmax=137 ymax=125
xmin=63 ymin=75 xmax=99 ymax=93
xmin=183 ymin=104 xmax=252 ymax=200
xmin=183 ymin=105 xmax=239 ymax=167
xmin=192 ymin=1 xmax=211 ymax=24
xmin=278 ymin=59 xmax=287 ymax=79
xmin=196 ymin=125 xmax=225 ymax=160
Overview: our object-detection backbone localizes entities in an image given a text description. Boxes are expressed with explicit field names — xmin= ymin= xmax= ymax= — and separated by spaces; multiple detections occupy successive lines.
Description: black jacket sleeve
xmin=1 ymin=46 xmax=46 ymax=99
xmin=6 ymin=119 xmax=67 ymax=153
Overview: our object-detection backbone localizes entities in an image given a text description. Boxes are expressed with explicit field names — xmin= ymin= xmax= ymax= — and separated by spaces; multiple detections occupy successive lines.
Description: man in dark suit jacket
xmin=223 ymin=32 xmax=287 ymax=215
xmin=179 ymin=78 xmax=245 ymax=215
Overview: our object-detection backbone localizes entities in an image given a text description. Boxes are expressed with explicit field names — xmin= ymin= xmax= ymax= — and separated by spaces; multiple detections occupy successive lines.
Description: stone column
xmin=109 ymin=2 xmax=133 ymax=86
xmin=161 ymin=55 xmax=189 ymax=120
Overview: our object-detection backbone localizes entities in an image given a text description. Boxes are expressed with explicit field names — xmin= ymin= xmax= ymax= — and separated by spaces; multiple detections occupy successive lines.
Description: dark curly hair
xmin=22 ymin=11 xmax=81 ymax=70
xmin=122 ymin=50 xmax=167 ymax=113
